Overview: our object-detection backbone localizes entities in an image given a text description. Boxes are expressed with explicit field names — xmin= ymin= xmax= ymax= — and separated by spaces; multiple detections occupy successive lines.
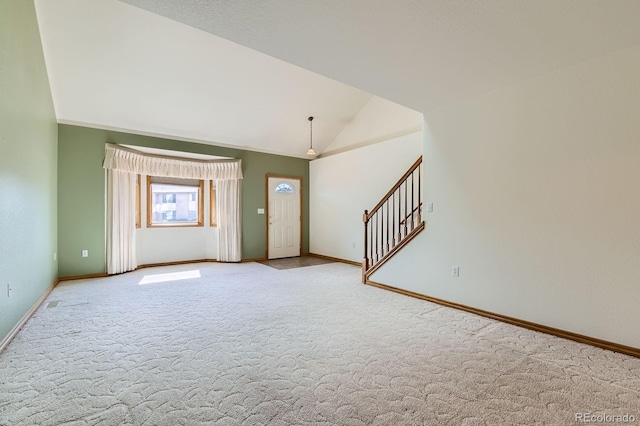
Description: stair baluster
xmin=362 ymin=156 xmax=424 ymax=283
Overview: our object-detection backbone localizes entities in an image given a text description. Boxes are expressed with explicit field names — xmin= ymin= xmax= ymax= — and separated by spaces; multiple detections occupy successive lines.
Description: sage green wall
xmin=58 ymin=124 xmax=310 ymax=276
xmin=0 ymin=0 xmax=58 ymax=342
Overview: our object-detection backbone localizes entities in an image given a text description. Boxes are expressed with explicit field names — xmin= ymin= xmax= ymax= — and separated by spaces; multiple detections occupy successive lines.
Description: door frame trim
xmin=265 ymin=174 xmax=303 ymax=259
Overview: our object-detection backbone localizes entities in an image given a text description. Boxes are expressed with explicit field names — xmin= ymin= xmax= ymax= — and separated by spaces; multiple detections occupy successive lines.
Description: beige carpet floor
xmin=0 ymin=262 xmax=638 ymax=425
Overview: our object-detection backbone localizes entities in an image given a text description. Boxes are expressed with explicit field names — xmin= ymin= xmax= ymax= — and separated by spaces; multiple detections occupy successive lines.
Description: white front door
xmin=268 ymin=176 xmax=301 ymax=259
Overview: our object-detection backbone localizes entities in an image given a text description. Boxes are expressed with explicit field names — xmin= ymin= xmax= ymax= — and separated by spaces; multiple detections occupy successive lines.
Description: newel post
xmin=362 ymin=210 xmax=369 ymax=283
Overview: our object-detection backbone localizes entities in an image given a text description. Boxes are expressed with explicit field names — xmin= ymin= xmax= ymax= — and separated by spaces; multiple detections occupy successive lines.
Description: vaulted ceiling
xmin=34 ymin=0 xmax=373 ymax=158
xmin=35 ymin=0 xmax=640 ymax=157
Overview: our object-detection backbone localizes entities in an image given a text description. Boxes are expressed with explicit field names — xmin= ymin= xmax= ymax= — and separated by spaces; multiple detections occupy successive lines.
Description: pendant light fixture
xmin=306 ymin=116 xmax=316 ymax=156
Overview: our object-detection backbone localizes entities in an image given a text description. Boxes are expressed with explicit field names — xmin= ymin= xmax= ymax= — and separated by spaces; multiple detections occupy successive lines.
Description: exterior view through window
xmin=275 ymin=182 xmax=294 ymax=193
xmin=147 ymin=176 xmax=204 ymax=226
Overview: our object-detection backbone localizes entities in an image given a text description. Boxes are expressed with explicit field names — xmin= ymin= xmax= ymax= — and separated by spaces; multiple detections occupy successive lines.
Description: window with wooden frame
xmin=147 ymin=176 xmax=204 ymax=227
xmin=210 ymin=181 xmax=217 ymax=227
xmin=135 ymin=174 xmax=141 ymax=228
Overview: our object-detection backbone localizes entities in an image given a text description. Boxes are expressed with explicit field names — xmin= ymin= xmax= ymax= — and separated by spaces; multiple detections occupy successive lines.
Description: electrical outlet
xmin=451 ymin=266 xmax=460 ymax=277
xmin=427 ymin=202 xmax=434 ymax=213
xmin=81 ymin=249 xmax=89 ymax=258
xmin=53 ymin=252 xmax=57 ymax=261
xmin=352 ymin=242 xmax=356 ymax=249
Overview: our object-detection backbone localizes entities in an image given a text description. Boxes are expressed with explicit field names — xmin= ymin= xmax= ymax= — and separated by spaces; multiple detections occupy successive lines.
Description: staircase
xmin=362 ymin=156 xmax=424 ymax=282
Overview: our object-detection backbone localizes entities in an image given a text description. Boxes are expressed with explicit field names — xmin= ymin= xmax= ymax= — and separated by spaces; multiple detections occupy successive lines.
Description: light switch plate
xmin=257 ymin=208 xmax=265 ymax=214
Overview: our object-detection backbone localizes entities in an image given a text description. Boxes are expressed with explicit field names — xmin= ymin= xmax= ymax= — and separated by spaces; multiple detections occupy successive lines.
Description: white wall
xmin=372 ymin=45 xmax=640 ymax=348
xmin=310 ymin=132 xmax=422 ymax=262
xmin=323 ymin=96 xmax=423 ymax=155
xmin=136 ymin=177 xmax=217 ymax=264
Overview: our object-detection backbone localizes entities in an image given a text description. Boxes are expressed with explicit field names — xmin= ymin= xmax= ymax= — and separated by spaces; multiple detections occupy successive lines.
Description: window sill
xmin=146 ymin=223 xmax=204 ymax=228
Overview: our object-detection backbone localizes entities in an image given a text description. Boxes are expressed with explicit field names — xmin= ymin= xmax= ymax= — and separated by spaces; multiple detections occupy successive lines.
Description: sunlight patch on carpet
xmin=138 ymin=269 xmax=201 ymax=285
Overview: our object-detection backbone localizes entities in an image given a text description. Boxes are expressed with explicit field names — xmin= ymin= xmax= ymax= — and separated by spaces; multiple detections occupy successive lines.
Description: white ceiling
xmin=36 ymin=0 xmax=640 ymax=157
xmin=34 ymin=0 xmax=373 ymax=158
xmin=121 ymin=0 xmax=640 ymax=113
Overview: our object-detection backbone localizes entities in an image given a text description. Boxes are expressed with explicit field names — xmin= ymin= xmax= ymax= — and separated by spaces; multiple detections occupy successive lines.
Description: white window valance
xmin=103 ymin=143 xmax=243 ymax=180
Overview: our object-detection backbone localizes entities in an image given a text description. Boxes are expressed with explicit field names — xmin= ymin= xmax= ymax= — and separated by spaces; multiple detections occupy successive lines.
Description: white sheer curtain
xmin=106 ymin=169 xmax=137 ymax=274
xmin=216 ymin=179 xmax=242 ymax=262
xmin=104 ymin=144 xmax=242 ymax=180
xmin=103 ymin=144 xmax=244 ymax=270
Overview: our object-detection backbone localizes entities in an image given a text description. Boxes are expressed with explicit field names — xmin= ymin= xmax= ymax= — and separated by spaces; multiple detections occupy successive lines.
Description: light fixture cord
xmin=310 ymin=118 xmax=313 ymax=149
